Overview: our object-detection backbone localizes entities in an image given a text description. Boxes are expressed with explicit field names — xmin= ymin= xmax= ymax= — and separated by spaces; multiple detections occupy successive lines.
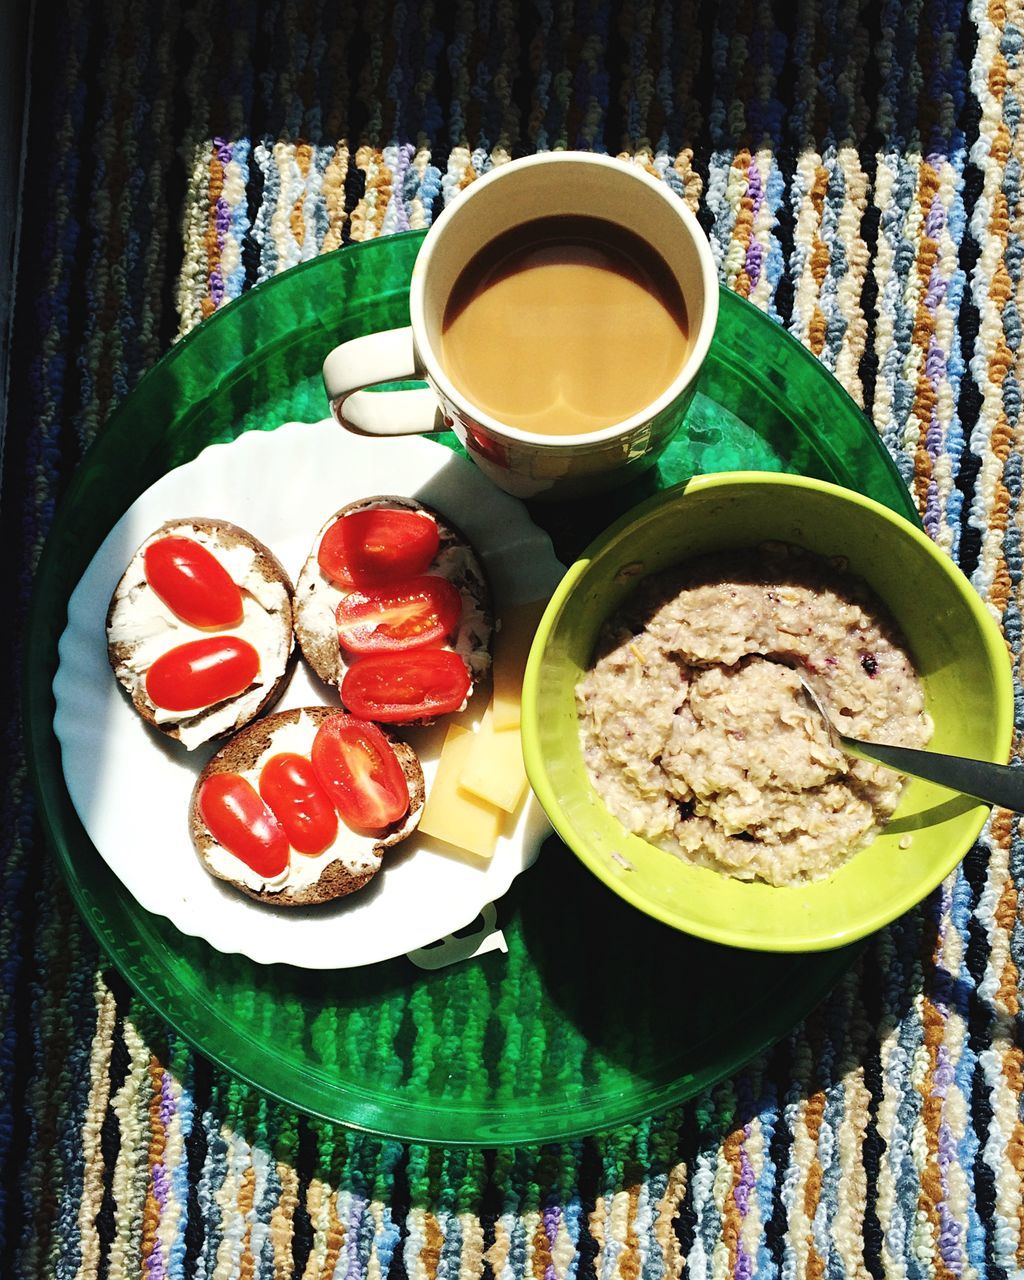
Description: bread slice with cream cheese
xmin=293 ymin=496 xmax=493 ymax=719
xmin=106 ymin=517 xmax=294 ymax=750
xmin=189 ymin=705 xmax=424 ymax=906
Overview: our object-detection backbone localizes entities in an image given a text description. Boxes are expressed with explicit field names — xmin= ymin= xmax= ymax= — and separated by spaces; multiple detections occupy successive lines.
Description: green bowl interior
xmin=523 ymin=473 xmax=1014 ymax=951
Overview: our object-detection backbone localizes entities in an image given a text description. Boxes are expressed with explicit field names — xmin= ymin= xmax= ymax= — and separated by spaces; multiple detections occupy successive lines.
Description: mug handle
xmin=322 ymin=327 xmax=444 ymax=436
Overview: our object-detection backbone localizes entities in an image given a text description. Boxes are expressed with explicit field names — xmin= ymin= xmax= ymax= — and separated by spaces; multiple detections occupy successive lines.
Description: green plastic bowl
xmin=522 ymin=472 xmax=1014 ymax=951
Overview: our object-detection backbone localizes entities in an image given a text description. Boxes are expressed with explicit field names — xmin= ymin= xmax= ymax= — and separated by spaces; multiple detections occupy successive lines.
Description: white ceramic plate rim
xmin=52 ymin=420 xmax=564 ymax=969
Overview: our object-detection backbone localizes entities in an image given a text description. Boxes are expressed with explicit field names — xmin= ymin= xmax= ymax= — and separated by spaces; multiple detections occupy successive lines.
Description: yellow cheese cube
xmin=418 ymin=724 xmax=504 ymax=860
xmin=492 ymin=598 xmax=549 ymax=730
xmin=460 ymin=707 xmax=528 ymax=813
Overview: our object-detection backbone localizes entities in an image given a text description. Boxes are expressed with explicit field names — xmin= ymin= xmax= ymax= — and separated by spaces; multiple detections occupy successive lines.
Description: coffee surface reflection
xmin=440 ymin=215 xmax=689 ymax=437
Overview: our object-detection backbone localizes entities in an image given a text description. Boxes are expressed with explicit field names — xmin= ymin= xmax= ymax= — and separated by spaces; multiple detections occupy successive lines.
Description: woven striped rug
xmin=3 ymin=0 xmax=1023 ymax=1276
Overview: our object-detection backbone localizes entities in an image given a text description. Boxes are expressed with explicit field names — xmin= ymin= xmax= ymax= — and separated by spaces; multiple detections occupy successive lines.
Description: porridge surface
xmin=575 ymin=543 xmax=933 ymax=886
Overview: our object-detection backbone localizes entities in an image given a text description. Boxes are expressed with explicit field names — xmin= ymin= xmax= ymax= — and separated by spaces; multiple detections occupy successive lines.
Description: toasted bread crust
xmin=106 ymin=518 xmax=295 ymax=748
xmin=189 ymin=705 xmax=425 ymax=907
xmin=293 ymin=496 xmax=493 ymax=718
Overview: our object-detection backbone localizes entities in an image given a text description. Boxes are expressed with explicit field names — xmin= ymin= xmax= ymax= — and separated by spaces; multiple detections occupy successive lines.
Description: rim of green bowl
xmin=521 ymin=471 xmax=1015 ymax=951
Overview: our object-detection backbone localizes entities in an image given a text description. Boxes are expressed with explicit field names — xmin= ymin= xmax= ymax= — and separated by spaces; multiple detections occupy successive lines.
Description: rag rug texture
xmin=2 ymin=1 xmax=1023 ymax=1277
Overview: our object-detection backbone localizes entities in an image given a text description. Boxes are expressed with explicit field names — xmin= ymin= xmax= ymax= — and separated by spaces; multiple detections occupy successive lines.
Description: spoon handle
xmin=840 ymin=736 xmax=1023 ymax=811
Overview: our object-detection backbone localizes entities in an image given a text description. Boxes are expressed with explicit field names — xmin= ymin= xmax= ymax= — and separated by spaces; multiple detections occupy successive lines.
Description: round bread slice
xmin=293 ymin=496 xmax=493 ymax=719
xmin=106 ymin=517 xmax=295 ymax=751
xmin=189 ymin=705 xmax=425 ymax=906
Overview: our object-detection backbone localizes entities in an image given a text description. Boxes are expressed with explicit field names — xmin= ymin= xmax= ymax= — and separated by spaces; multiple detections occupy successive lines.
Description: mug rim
xmin=408 ymin=151 xmax=720 ymax=449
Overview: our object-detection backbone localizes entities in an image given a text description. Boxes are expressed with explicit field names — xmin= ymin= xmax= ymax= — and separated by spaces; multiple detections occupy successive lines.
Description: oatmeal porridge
xmin=574 ymin=543 xmax=933 ymax=886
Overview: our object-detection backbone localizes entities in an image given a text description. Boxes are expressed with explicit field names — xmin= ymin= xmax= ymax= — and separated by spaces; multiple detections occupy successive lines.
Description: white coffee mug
xmin=323 ymin=151 xmax=719 ymax=500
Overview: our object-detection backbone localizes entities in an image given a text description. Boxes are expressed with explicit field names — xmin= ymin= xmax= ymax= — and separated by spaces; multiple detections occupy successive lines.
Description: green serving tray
xmin=25 ymin=230 xmax=918 ymax=1146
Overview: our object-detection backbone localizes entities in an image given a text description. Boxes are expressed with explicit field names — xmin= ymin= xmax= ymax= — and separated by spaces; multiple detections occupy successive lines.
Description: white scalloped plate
xmin=53 ymin=420 xmax=564 ymax=969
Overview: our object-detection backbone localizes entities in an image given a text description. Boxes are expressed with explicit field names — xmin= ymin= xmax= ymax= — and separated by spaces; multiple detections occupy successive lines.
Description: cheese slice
xmin=460 ymin=707 xmax=528 ymax=813
xmin=492 ymin=598 xmax=549 ymax=730
xmin=419 ymin=724 xmax=504 ymax=860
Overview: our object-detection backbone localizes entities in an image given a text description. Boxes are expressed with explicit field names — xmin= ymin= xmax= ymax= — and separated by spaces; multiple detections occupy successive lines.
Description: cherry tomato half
xmin=310 ymin=715 xmax=410 ymax=830
xmin=144 ymin=535 xmax=244 ymax=628
xmin=259 ymin=752 xmax=338 ymax=855
xmin=335 ymin=575 xmax=463 ymax=654
xmin=340 ymin=649 xmax=471 ymax=723
xmin=197 ymin=772 xmax=290 ymax=878
xmin=145 ymin=636 xmax=260 ymax=711
xmin=317 ymin=508 xmax=440 ymax=588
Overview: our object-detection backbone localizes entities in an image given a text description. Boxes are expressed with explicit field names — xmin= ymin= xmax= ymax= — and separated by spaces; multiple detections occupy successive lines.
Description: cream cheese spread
xmin=295 ymin=500 xmax=492 ymax=685
xmin=203 ymin=712 xmax=387 ymax=894
xmin=107 ymin=522 xmax=292 ymax=750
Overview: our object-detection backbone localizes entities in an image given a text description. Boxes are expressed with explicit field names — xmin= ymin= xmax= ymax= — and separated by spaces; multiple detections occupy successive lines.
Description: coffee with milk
xmin=440 ymin=214 xmax=689 ymax=437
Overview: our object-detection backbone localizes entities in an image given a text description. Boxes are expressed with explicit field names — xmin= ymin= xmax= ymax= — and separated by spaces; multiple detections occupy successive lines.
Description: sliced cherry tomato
xmin=335 ymin=575 xmax=463 ymax=654
xmin=310 ymin=715 xmax=410 ymax=830
xmin=340 ymin=649 xmax=471 ymax=723
xmin=144 ymin=535 xmax=244 ymax=628
xmin=145 ymin=636 xmax=260 ymax=711
xmin=197 ymin=773 xmax=289 ymax=878
xmin=317 ymin=508 xmax=440 ymax=588
xmin=259 ymin=752 xmax=338 ymax=855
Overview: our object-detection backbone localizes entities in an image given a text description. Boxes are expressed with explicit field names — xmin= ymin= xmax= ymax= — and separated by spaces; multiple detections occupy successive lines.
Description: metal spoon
xmin=790 ymin=665 xmax=1024 ymax=812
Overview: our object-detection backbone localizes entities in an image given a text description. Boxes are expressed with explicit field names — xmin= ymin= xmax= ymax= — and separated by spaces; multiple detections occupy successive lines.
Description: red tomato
xmin=258 ymin=752 xmax=338 ymax=855
xmin=197 ymin=773 xmax=290 ymax=878
xmin=144 ymin=535 xmax=244 ymax=628
xmin=310 ymin=715 xmax=410 ymax=830
xmin=145 ymin=636 xmax=260 ymax=711
xmin=317 ymin=508 xmax=440 ymax=587
xmin=340 ymin=649 xmax=471 ymax=723
xmin=335 ymin=575 xmax=463 ymax=654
